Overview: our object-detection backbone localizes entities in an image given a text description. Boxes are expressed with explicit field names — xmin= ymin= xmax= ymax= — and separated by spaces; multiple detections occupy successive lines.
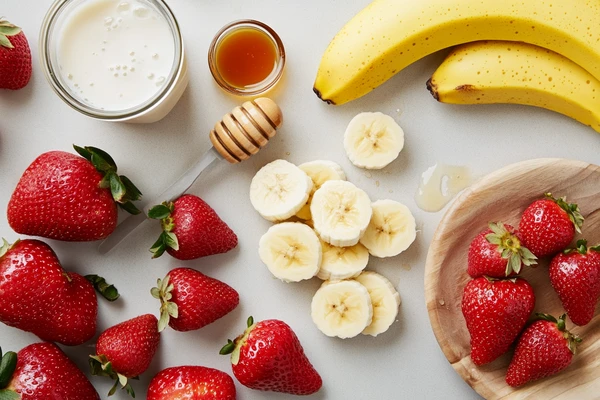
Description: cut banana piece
xmin=296 ymin=160 xmax=346 ymax=220
xmin=317 ymin=240 xmax=369 ymax=281
xmin=343 ymin=112 xmax=404 ymax=170
xmin=360 ymin=200 xmax=416 ymax=258
xmin=258 ymin=222 xmax=322 ymax=282
xmin=311 ymin=280 xmax=373 ymax=339
xmin=355 ymin=271 xmax=401 ymax=337
xmin=250 ymin=159 xmax=313 ymax=222
xmin=311 ymin=180 xmax=372 ymax=247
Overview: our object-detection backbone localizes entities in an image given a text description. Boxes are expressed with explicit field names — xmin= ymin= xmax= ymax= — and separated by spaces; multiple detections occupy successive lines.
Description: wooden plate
xmin=425 ymin=158 xmax=600 ymax=399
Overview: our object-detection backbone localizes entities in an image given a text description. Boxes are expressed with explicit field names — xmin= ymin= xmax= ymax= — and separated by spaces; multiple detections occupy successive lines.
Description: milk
xmin=57 ymin=0 xmax=177 ymax=112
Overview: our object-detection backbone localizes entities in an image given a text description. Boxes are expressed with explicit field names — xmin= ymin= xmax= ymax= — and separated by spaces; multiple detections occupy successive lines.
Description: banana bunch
xmin=313 ymin=0 xmax=600 ymax=119
xmin=250 ymin=159 xmax=416 ymax=337
xmin=427 ymin=41 xmax=600 ymax=133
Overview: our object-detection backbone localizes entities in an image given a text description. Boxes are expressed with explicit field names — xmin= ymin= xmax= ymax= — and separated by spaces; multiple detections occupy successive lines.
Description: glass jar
xmin=39 ymin=0 xmax=188 ymax=123
xmin=208 ymin=20 xmax=285 ymax=96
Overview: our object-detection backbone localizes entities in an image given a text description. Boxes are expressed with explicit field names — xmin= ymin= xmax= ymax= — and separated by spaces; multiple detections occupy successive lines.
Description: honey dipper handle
xmin=210 ymin=97 xmax=283 ymax=163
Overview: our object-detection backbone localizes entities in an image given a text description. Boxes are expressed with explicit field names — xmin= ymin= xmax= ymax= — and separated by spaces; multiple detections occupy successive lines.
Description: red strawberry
xmin=468 ymin=222 xmax=537 ymax=278
xmin=519 ymin=193 xmax=584 ymax=258
xmin=461 ymin=277 xmax=535 ymax=366
xmin=549 ymin=240 xmax=600 ymax=326
xmin=148 ymin=194 xmax=237 ymax=260
xmin=0 ymin=343 xmax=99 ymax=399
xmin=506 ymin=313 xmax=581 ymax=387
xmin=0 ymin=239 xmax=97 ymax=345
xmin=0 ymin=19 xmax=32 ymax=90
xmin=220 ymin=317 xmax=322 ymax=396
xmin=90 ymin=314 xmax=161 ymax=397
xmin=8 ymin=145 xmax=142 ymax=241
xmin=152 ymin=267 xmax=239 ymax=332
xmin=147 ymin=366 xmax=236 ymax=400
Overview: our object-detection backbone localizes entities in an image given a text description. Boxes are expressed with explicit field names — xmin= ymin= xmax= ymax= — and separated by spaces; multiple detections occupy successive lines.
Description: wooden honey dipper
xmin=99 ymin=97 xmax=283 ymax=253
xmin=210 ymin=97 xmax=283 ymax=163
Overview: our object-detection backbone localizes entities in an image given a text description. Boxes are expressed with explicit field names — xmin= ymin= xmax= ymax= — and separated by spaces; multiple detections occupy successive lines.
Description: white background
xmin=2 ymin=0 xmax=599 ymax=399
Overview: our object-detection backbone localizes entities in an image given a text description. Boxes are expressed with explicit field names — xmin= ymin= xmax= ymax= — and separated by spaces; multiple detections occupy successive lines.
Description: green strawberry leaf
xmin=219 ymin=339 xmax=236 ymax=355
xmin=147 ymin=204 xmax=171 ymax=220
xmin=0 ymin=239 xmax=11 ymax=259
xmin=0 ymin=36 xmax=14 ymax=49
xmin=158 ymin=308 xmax=170 ymax=332
xmin=0 ymin=351 xmax=17 ymax=389
xmin=120 ymin=175 xmax=142 ymax=202
xmin=119 ymin=201 xmax=141 ymax=215
xmin=0 ymin=389 xmax=20 ymax=400
xmin=87 ymin=146 xmax=118 ymax=170
xmin=73 ymin=145 xmax=93 ymax=161
xmin=85 ymin=274 xmax=120 ymax=302
xmin=164 ymin=232 xmax=179 ymax=251
xmin=108 ymin=380 xmax=119 ymax=397
xmin=0 ymin=26 xmax=21 ymax=37
xmin=109 ymin=173 xmax=126 ymax=203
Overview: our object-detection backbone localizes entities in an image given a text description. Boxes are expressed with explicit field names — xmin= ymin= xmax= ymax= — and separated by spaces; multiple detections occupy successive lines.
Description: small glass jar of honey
xmin=208 ymin=20 xmax=285 ymax=96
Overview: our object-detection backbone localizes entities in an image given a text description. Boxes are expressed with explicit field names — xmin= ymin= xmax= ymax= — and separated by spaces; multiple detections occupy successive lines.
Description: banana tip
xmin=426 ymin=78 xmax=439 ymax=101
xmin=313 ymin=86 xmax=336 ymax=105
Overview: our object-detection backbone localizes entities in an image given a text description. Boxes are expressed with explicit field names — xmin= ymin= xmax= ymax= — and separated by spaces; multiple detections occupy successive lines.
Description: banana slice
xmin=296 ymin=160 xmax=346 ymax=220
xmin=311 ymin=180 xmax=372 ymax=247
xmin=360 ymin=199 xmax=416 ymax=258
xmin=317 ymin=240 xmax=369 ymax=281
xmin=311 ymin=280 xmax=373 ymax=339
xmin=258 ymin=222 xmax=322 ymax=282
xmin=354 ymin=271 xmax=401 ymax=337
xmin=343 ymin=112 xmax=404 ymax=170
xmin=250 ymin=159 xmax=313 ymax=222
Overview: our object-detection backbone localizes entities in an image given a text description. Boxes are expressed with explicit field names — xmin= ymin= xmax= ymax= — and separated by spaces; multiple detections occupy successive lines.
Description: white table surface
xmin=2 ymin=1 xmax=599 ymax=399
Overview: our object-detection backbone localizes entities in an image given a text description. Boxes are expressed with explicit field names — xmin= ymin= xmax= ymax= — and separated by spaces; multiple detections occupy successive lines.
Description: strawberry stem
xmin=85 ymin=274 xmax=120 ymax=302
xmin=150 ymin=275 xmax=178 ymax=332
xmin=89 ymin=355 xmax=136 ymax=398
xmin=0 ymin=19 xmax=22 ymax=50
xmin=484 ymin=222 xmax=537 ymax=276
xmin=544 ymin=193 xmax=584 ymax=233
xmin=148 ymin=202 xmax=179 ymax=258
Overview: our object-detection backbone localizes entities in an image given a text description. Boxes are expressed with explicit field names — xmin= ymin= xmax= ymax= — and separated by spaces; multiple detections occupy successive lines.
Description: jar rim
xmin=39 ymin=0 xmax=185 ymax=121
xmin=208 ymin=19 xmax=286 ymax=96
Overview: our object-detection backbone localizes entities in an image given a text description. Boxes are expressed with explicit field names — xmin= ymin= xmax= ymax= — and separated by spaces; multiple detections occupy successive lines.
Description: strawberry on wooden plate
xmin=8 ymin=145 xmax=142 ymax=241
xmin=147 ymin=366 xmax=236 ymax=400
xmin=0 ymin=343 xmax=99 ymax=399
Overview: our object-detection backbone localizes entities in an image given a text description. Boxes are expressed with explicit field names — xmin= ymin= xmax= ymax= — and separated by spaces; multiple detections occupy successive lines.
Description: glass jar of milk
xmin=40 ymin=0 xmax=188 ymax=123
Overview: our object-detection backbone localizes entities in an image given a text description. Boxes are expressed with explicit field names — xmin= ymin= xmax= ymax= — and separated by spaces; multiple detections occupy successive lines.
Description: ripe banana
xmin=258 ymin=222 xmax=322 ymax=282
xmin=310 ymin=180 xmax=372 ymax=247
xmin=317 ymin=240 xmax=369 ymax=281
xmin=250 ymin=159 xmax=313 ymax=222
xmin=296 ymin=160 xmax=346 ymax=220
xmin=360 ymin=200 xmax=416 ymax=258
xmin=311 ymin=280 xmax=373 ymax=339
xmin=355 ymin=271 xmax=401 ymax=337
xmin=344 ymin=112 xmax=404 ymax=170
xmin=427 ymin=41 xmax=600 ymax=133
xmin=313 ymin=0 xmax=600 ymax=105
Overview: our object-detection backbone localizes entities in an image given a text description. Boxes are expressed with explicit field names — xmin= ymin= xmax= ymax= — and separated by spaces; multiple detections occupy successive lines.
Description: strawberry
xmin=468 ymin=222 xmax=537 ymax=278
xmin=90 ymin=314 xmax=161 ymax=397
xmin=151 ymin=267 xmax=239 ymax=332
xmin=549 ymin=240 xmax=600 ymax=326
xmin=147 ymin=366 xmax=236 ymax=400
xmin=220 ymin=317 xmax=322 ymax=395
xmin=519 ymin=193 xmax=584 ymax=258
xmin=461 ymin=277 xmax=535 ymax=366
xmin=0 ymin=343 xmax=99 ymax=399
xmin=0 ymin=238 xmax=98 ymax=345
xmin=8 ymin=145 xmax=142 ymax=241
xmin=506 ymin=313 xmax=581 ymax=387
xmin=0 ymin=19 xmax=32 ymax=90
xmin=148 ymin=194 xmax=237 ymax=260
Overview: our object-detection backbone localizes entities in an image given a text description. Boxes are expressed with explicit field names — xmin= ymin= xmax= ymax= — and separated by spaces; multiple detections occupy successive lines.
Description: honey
xmin=216 ymin=28 xmax=277 ymax=89
xmin=209 ymin=20 xmax=285 ymax=96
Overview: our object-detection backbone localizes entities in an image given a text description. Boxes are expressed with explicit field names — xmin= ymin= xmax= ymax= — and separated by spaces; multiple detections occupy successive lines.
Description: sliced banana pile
xmin=258 ymin=222 xmax=322 ymax=282
xmin=311 ymin=271 xmax=401 ymax=338
xmin=296 ymin=160 xmax=346 ymax=221
xmin=250 ymin=159 xmax=313 ymax=222
xmin=250 ymin=157 xmax=414 ymax=339
xmin=360 ymin=200 xmax=417 ymax=258
xmin=311 ymin=180 xmax=372 ymax=247
xmin=344 ymin=112 xmax=405 ymax=170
